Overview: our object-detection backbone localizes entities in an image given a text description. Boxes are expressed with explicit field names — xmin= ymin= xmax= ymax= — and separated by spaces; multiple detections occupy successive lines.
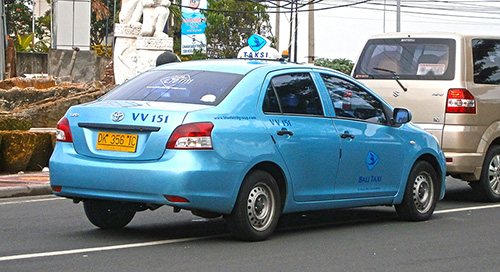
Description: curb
xmin=0 ymin=184 xmax=52 ymax=198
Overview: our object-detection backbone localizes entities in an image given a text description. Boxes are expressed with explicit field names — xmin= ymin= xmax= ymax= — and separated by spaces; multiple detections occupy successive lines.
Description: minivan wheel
xmin=226 ymin=170 xmax=281 ymax=241
xmin=476 ymin=145 xmax=500 ymax=202
xmin=84 ymin=199 xmax=136 ymax=229
xmin=395 ymin=161 xmax=439 ymax=221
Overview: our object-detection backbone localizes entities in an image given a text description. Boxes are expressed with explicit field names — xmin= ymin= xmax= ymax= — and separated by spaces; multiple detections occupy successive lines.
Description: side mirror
xmin=392 ymin=108 xmax=412 ymax=125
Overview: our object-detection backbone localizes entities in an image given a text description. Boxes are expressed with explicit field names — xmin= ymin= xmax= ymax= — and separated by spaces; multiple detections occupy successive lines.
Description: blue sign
xmin=181 ymin=12 xmax=207 ymax=35
xmin=366 ymin=151 xmax=379 ymax=171
xmin=248 ymin=34 xmax=267 ymax=52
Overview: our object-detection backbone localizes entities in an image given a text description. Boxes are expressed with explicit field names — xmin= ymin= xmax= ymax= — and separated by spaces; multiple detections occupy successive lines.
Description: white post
xmin=0 ymin=0 xmax=5 ymax=80
xmin=308 ymin=2 xmax=314 ymax=63
xmin=53 ymin=0 xmax=91 ymax=50
xmin=396 ymin=0 xmax=401 ymax=32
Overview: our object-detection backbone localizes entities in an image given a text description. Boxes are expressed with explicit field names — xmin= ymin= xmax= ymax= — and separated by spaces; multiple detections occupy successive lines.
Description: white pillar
xmin=52 ymin=0 xmax=91 ymax=50
xmin=0 ymin=0 xmax=5 ymax=80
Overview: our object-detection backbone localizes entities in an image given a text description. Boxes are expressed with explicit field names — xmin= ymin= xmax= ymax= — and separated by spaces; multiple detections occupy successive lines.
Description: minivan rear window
xmin=353 ymin=38 xmax=456 ymax=80
xmin=102 ymin=70 xmax=244 ymax=105
xmin=472 ymin=39 xmax=500 ymax=85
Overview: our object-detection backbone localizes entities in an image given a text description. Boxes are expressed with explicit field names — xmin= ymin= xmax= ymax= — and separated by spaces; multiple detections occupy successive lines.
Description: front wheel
xmin=473 ymin=145 xmax=500 ymax=202
xmin=396 ymin=161 xmax=439 ymax=221
xmin=226 ymin=170 xmax=281 ymax=241
xmin=83 ymin=199 xmax=136 ymax=229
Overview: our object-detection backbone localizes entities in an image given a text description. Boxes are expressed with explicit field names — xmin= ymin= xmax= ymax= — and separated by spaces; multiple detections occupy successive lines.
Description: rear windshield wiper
xmin=373 ymin=67 xmax=408 ymax=92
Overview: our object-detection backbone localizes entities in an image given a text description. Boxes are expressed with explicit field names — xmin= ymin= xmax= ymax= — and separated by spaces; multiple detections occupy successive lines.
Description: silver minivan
xmin=353 ymin=32 xmax=500 ymax=201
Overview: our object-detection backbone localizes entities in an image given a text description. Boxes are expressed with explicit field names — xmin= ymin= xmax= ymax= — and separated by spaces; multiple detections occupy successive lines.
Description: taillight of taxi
xmin=166 ymin=122 xmax=214 ymax=150
xmin=55 ymin=117 xmax=73 ymax=142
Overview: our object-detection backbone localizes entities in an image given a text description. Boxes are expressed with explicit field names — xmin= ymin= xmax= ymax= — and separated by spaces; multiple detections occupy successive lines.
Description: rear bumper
xmin=49 ymin=143 xmax=246 ymax=214
xmin=444 ymin=151 xmax=483 ymax=180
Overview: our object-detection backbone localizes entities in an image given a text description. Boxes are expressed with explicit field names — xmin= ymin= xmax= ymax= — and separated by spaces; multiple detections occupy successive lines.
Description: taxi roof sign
xmin=237 ymin=34 xmax=281 ymax=60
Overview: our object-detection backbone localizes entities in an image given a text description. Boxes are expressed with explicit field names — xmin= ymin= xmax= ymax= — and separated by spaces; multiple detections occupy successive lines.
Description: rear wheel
xmin=396 ymin=161 xmax=439 ymax=221
xmin=226 ymin=170 xmax=281 ymax=241
xmin=83 ymin=199 xmax=136 ymax=229
xmin=474 ymin=145 xmax=500 ymax=202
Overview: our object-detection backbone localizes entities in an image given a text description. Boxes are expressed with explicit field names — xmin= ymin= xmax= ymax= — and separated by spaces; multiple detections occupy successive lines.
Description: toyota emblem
xmin=111 ymin=111 xmax=124 ymax=122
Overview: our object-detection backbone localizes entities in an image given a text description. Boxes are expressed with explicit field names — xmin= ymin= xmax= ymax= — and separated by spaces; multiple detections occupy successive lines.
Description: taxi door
xmin=318 ymin=73 xmax=405 ymax=199
xmin=260 ymin=71 xmax=340 ymax=202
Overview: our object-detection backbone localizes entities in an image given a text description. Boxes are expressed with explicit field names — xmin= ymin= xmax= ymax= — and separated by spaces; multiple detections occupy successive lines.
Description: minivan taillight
xmin=167 ymin=122 xmax=214 ymax=149
xmin=446 ymin=89 xmax=476 ymax=114
xmin=55 ymin=117 xmax=73 ymax=142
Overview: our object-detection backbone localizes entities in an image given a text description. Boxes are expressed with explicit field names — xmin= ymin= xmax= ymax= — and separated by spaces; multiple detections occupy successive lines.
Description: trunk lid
xmin=66 ymin=100 xmax=211 ymax=161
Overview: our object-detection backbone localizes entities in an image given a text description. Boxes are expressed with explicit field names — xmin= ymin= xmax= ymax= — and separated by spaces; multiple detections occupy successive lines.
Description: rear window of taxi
xmin=103 ymin=70 xmax=244 ymax=105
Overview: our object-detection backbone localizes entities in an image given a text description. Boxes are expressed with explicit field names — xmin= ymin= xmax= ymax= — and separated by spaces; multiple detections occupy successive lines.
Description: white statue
xmin=119 ymin=0 xmax=170 ymax=37
xmin=115 ymin=0 xmax=174 ymax=84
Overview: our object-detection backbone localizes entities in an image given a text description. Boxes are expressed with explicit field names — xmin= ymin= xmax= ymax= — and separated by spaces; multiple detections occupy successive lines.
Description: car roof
xmin=367 ymin=32 xmax=500 ymax=40
xmin=152 ymin=59 xmax=318 ymax=75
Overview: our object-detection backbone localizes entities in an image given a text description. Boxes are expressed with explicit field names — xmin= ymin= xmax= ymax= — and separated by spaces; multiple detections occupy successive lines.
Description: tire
xmin=226 ymin=170 xmax=281 ymax=241
xmin=83 ymin=199 xmax=136 ymax=229
xmin=474 ymin=145 xmax=500 ymax=202
xmin=396 ymin=161 xmax=439 ymax=221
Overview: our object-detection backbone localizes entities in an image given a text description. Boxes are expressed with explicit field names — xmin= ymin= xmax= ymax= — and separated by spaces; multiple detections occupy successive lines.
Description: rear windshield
xmin=102 ymin=70 xmax=244 ymax=105
xmin=353 ymin=38 xmax=456 ymax=80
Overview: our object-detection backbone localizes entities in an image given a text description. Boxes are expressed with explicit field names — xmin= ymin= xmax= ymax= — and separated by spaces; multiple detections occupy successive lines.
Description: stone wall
xmin=0 ymin=77 xmax=115 ymax=128
xmin=16 ymin=52 xmax=49 ymax=76
xmin=49 ymin=49 xmax=111 ymax=83
xmin=0 ymin=77 xmax=116 ymax=172
xmin=14 ymin=50 xmax=111 ymax=83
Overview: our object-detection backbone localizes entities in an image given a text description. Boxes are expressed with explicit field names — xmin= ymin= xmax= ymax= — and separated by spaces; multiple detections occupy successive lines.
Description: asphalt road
xmin=1 ymin=177 xmax=499 ymax=272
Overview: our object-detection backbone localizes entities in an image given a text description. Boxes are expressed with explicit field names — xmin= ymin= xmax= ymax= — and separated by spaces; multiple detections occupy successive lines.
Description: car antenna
xmin=373 ymin=67 xmax=408 ymax=92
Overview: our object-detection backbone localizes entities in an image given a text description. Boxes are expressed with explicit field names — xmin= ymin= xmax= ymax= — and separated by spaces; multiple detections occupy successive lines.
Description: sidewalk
xmin=0 ymin=171 xmax=52 ymax=198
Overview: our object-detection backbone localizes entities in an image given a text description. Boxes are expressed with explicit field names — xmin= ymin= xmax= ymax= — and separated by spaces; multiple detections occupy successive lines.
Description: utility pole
xmin=396 ymin=0 xmax=401 ymax=32
xmin=308 ymin=2 xmax=314 ymax=63
xmin=275 ymin=0 xmax=280 ymax=51
xmin=293 ymin=2 xmax=298 ymax=62
xmin=383 ymin=0 xmax=386 ymax=33
xmin=0 ymin=0 xmax=5 ymax=80
xmin=288 ymin=0 xmax=293 ymax=60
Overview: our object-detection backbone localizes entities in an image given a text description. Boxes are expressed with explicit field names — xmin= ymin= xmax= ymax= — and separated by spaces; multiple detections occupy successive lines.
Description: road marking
xmin=2 ymin=203 xmax=500 ymax=262
xmin=435 ymin=203 xmax=500 ymax=214
xmin=0 ymin=196 xmax=62 ymax=206
xmin=0 ymin=236 xmax=221 ymax=262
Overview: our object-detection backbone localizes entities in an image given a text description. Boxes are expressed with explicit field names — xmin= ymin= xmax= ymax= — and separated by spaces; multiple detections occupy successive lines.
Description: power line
xmin=315 ymin=0 xmax=500 ymax=21
xmin=172 ymin=0 xmax=375 ymax=14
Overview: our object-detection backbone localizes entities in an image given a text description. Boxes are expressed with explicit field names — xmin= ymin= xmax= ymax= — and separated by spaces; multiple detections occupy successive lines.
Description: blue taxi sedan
xmin=50 ymin=59 xmax=445 ymax=241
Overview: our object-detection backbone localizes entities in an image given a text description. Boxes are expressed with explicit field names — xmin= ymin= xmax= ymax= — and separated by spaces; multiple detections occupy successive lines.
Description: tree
xmin=314 ymin=58 xmax=354 ymax=75
xmin=202 ymin=0 xmax=274 ymax=59
xmin=5 ymin=0 xmax=33 ymax=36
xmin=5 ymin=0 xmax=51 ymax=52
xmin=90 ymin=0 xmax=116 ymax=46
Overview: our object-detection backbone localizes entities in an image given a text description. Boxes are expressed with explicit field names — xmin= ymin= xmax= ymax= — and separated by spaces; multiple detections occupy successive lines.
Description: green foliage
xmin=91 ymin=0 xmax=114 ymax=46
xmin=314 ymin=58 xmax=355 ymax=75
xmin=5 ymin=0 xmax=33 ymax=36
xmin=34 ymin=12 xmax=51 ymax=40
xmin=15 ymin=33 xmax=34 ymax=52
xmin=14 ymin=33 xmax=49 ymax=53
xmin=32 ymin=39 xmax=50 ymax=53
xmin=202 ymin=0 xmax=274 ymax=59
xmin=179 ymin=49 xmax=207 ymax=61
xmin=91 ymin=44 xmax=113 ymax=57
xmin=6 ymin=0 xmax=51 ymax=53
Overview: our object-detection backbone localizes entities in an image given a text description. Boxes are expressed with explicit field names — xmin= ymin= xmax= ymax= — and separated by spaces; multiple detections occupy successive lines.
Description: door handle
xmin=340 ymin=132 xmax=355 ymax=139
xmin=277 ymin=129 xmax=294 ymax=136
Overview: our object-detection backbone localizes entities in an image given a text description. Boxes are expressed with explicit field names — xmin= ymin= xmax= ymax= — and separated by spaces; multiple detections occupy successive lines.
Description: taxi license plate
xmin=96 ymin=132 xmax=138 ymax=153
